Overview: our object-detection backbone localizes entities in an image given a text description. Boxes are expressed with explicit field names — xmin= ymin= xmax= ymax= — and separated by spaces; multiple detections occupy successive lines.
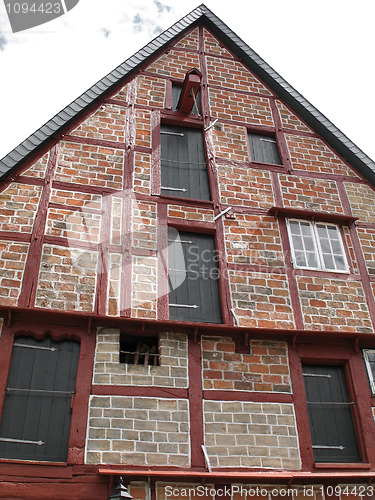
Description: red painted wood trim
xmin=217 ymin=157 xmax=286 ymax=174
xmin=91 ymin=385 xmax=188 ymax=399
xmin=11 ymin=175 xmax=44 ymax=187
xmin=94 ymin=194 xmax=111 ymax=315
xmin=161 ymin=110 xmax=203 ymax=127
xmin=268 ymin=206 xmax=358 ymax=225
xmin=151 ymin=110 xmax=161 ymax=196
xmin=18 ymin=145 xmax=58 ymax=308
xmin=0 ymin=231 xmax=31 ymax=243
xmin=203 ymin=390 xmax=292 ymax=403
xmin=0 ymin=480 xmax=108 ymax=500
xmin=48 ymin=202 xmax=102 ymax=215
xmin=64 ymin=134 xmax=126 ymax=150
xmin=288 ymin=344 xmax=314 ymax=470
xmin=157 ymin=203 xmax=169 ymax=320
xmin=67 ymin=330 xmax=96 ymax=465
xmin=215 ymin=221 xmax=233 ymax=325
xmin=270 ymin=97 xmax=293 ymax=173
xmin=270 ymin=171 xmax=284 ymax=207
xmin=43 ymin=235 xmax=98 ymax=251
xmin=157 ymin=195 xmax=214 ymax=208
xmin=177 ymin=69 xmax=202 ymax=114
xmin=293 ymin=269 xmax=361 ymax=281
xmin=287 ymin=169 xmax=364 ymax=184
xmin=52 ymin=180 xmax=118 ymax=196
xmin=119 ymin=79 xmax=137 ymax=318
xmin=168 ymin=218 xmax=215 ymax=233
xmin=0 ymin=324 xmax=14 ymax=421
xmin=165 ymin=79 xmax=172 ymax=110
xmin=278 ymin=216 xmax=304 ymax=329
xmin=355 ymin=221 xmax=375 ymax=229
xmin=281 ymin=128 xmax=319 ymax=138
xmin=208 ymin=83 xmax=274 ymax=100
xmin=188 ymin=336 xmax=205 ymax=468
xmin=314 ymin=463 xmax=371 ymax=469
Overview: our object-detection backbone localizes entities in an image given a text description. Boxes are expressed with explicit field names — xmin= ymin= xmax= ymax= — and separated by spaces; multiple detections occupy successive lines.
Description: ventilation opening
xmin=119 ymin=334 xmax=159 ymax=366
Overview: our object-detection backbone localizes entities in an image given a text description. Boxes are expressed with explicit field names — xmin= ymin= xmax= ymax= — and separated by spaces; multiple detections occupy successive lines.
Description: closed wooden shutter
xmin=302 ymin=364 xmax=360 ymax=463
xmin=248 ymin=133 xmax=281 ymax=165
xmin=0 ymin=336 xmax=80 ymax=462
xmin=161 ymin=125 xmax=210 ymax=200
xmin=168 ymin=228 xmax=222 ymax=323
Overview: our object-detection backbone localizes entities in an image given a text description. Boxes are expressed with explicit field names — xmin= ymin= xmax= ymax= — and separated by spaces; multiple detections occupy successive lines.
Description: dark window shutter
xmin=302 ymin=364 xmax=360 ymax=463
xmin=172 ymin=84 xmax=201 ymax=114
xmin=248 ymin=133 xmax=281 ymax=165
xmin=0 ymin=336 xmax=80 ymax=462
xmin=160 ymin=125 xmax=210 ymax=200
xmin=168 ymin=228 xmax=222 ymax=323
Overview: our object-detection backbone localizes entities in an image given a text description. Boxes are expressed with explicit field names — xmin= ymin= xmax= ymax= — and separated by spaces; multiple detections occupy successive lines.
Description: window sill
xmin=0 ymin=458 xmax=67 ymax=466
xmin=268 ymin=206 xmax=358 ymax=226
xmin=314 ymin=462 xmax=371 ymax=470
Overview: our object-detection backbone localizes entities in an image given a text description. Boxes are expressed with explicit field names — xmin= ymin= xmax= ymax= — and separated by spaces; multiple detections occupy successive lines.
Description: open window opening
xmin=119 ymin=334 xmax=159 ymax=366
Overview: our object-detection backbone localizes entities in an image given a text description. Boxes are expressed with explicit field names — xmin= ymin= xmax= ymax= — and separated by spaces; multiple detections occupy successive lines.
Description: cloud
xmin=132 ymin=13 xmax=144 ymax=33
xmin=154 ymin=0 xmax=171 ymax=13
xmin=0 ymin=34 xmax=7 ymax=51
xmin=101 ymin=28 xmax=110 ymax=38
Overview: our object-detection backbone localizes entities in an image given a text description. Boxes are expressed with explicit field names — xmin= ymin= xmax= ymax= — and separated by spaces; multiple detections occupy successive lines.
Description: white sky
xmin=0 ymin=0 xmax=374 ymax=162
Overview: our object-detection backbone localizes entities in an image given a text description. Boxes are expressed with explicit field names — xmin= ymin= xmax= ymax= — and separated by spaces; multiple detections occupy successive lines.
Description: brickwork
xmin=111 ymin=83 xmax=129 ymax=102
xmin=136 ymin=76 xmax=165 ymax=108
xmin=55 ymin=141 xmax=124 ymax=190
xmin=93 ymin=329 xmax=188 ymax=387
xmin=46 ymin=207 xmax=101 ymax=243
xmin=285 ymin=135 xmax=357 ymax=176
xmin=203 ymin=400 xmax=300 ymax=469
xmin=202 ymin=337 xmax=291 ymax=393
xmin=204 ymin=28 xmax=232 ymax=57
xmin=132 ymin=255 xmax=157 ymax=319
xmin=276 ymin=100 xmax=312 ymax=132
xmin=212 ymin=124 xmax=249 ymax=162
xmin=280 ymin=175 xmax=344 ymax=213
xmin=206 ymin=56 xmax=272 ymax=95
xmin=345 ymin=182 xmax=375 ymax=223
xmin=133 ymin=201 xmax=157 ymax=250
xmin=209 ymin=88 xmax=274 ymax=126
xmin=174 ymin=27 xmax=199 ymax=50
xmin=110 ymin=196 xmax=122 ymax=245
xmin=147 ymin=50 xmax=200 ymax=78
xmin=108 ymin=253 xmax=121 ymax=316
xmin=22 ymin=151 xmax=49 ymax=178
xmin=134 ymin=152 xmax=152 ymax=195
xmin=217 ymin=164 xmax=274 ymax=207
xmin=86 ymin=396 xmax=189 ymax=466
xmin=135 ymin=109 xmax=152 ymax=148
xmin=35 ymin=244 xmax=98 ymax=312
xmin=70 ymin=104 xmax=127 ymax=142
xmin=224 ymin=215 xmax=284 ymax=267
xmin=297 ymin=276 xmax=373 ymax=332
xmin=0 ymin=183 xmax=42 ymax=233
xmin=0 ymin=240 xmax=29 ymax=306
xmin=168 ymin=205 xmax=214 ymax=222
xmin=229 ymin=271 xmax=294 ymax=329
xmin=356 ymin=227 xmax=375 ymax=275
xmin=50 ymin=188 xmax=102 ymax=210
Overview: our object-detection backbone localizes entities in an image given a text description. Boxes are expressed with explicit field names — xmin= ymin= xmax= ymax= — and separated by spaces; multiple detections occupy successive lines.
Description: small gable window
xmin=160 ymin=124 xmax=210 ymax=200
xmin=248 ymin=132 xmax=282 ymax=165
xmin=120 ymin=334 xmax=159 ymax=366
xmin=287 ymin=219 xmax=348 ymax=272
xmin=172 ymin=83 xmax=201 ymax=115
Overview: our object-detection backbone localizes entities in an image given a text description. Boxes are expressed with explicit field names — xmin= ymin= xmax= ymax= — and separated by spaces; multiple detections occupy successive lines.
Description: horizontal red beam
xmin=268 ymin=206 xmax=358 ymax=225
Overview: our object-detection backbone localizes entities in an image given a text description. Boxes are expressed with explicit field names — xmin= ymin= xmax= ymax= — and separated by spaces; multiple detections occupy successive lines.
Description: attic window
xmin=172 ymin=83 xmax=201 ymax=114
xmin=248 ymin=132 xmax=282 ymax=165
xmin=119 ymin=334 xmax=159 ymax=366
xmin=175 ymin=68 xmax=202 ymax=114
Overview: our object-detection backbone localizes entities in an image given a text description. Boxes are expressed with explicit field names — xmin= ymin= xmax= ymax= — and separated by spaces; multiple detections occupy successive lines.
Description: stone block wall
xmin=203 ymin=400 xmax=300 ymax=469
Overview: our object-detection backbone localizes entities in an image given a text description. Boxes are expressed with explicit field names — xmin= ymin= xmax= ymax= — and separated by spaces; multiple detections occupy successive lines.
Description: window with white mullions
xmin=363 ymin=349 xmax=375 ymax=395
xmin=287 ymin=219 xmax=348 ymax=272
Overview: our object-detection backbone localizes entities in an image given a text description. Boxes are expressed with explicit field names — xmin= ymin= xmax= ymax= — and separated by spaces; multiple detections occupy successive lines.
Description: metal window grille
xmin=119 ymin=334 xmax=159 ymax=366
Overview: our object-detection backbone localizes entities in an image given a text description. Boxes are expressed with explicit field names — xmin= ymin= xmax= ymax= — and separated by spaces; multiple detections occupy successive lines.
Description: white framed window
xmin=363 ymin=349 xmax=375 ymax=395
xmin=287 ymin=219 xmax=348 ymax=272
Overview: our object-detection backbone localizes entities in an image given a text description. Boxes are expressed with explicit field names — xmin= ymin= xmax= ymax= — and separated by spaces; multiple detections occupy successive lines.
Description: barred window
xmin=120 ymin=334 xmax=159 ymax=366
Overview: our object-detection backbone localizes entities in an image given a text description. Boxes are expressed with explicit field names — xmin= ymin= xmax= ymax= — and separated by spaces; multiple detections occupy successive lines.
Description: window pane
xmin=294 ymin=250 xmax=307 ymax=267
xmin=303 ymin=236 xmax=315 ymax=251
xmin=307 ymin=251 xmax=319 ymax=268
xmin=322 ymin=253 xmax=334 ymax=270
xmin=301 ymin=222 xmax=313 ymax=236
xmin=289 ymin=221 xmax=301 ymax=235
xmin=292 ymin=235 xmax=304 ymax=250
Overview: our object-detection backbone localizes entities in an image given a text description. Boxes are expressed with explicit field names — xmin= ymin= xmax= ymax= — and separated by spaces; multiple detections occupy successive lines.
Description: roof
xmin=1 ymin=4 xmax=374 ymax=183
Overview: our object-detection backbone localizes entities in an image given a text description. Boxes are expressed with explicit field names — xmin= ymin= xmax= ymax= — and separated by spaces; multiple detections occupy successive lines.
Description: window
xmin=248 ymin=132 xmax=281 ymax=165
xmin=0 ymin=336 xmax=80 ymax=462
xmin=120 ymin=334 xmax=159 ymax=366
xmin=287 ymin=219 xmax=348 ymax=272
xmin=168 ymin=228 xmax=222 ymax=323
xmin=172 ymin=83 xmax=201 ymax=114
xmin=363 ymin=349 xmax=375 ymax=395
xmin=160 ymin=124 xmax=210 ymax=200
xmin=303 ymin=364 xmax=360 ymax=463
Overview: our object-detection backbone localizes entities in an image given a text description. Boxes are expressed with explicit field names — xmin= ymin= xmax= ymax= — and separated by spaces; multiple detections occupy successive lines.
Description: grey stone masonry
xmin=93 ymin=329 xmax=188 ymax=387
xmin=86 ymin=396 xmax=190 ymax=466
xmin=204 ymin=401 xmax=301 ymax=469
